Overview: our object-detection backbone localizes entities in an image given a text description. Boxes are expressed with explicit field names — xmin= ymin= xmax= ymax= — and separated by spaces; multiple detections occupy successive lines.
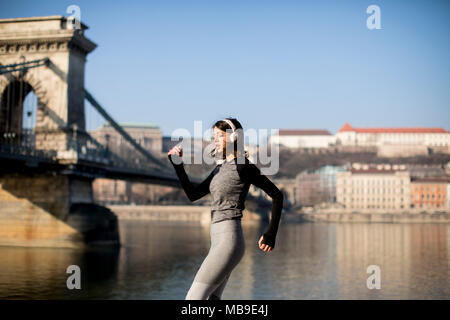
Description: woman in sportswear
xmin=167 ymin=117 xmax=284 ymax=300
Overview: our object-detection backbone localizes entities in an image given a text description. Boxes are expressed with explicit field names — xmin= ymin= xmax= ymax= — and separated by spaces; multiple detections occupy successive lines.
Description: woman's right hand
xmin=258 ymin=235 xmax=273 ymax=253
xmin=168 ymin=145 xmax=183 ymax=157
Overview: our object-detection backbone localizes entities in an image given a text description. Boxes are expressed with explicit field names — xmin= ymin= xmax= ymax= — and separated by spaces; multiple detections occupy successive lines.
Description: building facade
xmin=269 ymin=129 xmax=336 ymax=149
xmin=90 ymin=122 xmax=166 ymax=205
xmin=336 ymin=163 xmax=411 ymax=210
xmin=296 ymin=165 xmax=348 ymax=207
xmin=93 ymin=178 xmax=178 ymax=205
xmin=335 ymin=123 xmax=450 ymax=148
xmin=410 ymin=178 xmax=449 ymax=210
xmin=448 ymin=183 xmax=450 ymax=209
xmin=90 ymin=122 xmax=163 ymax=155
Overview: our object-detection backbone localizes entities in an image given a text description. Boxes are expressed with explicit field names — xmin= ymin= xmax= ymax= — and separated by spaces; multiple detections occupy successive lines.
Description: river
xmin=0 ymin=220 xmax=449 ymax=299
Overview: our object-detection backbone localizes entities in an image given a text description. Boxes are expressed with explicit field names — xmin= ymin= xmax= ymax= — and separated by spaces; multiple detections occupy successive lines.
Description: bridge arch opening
xmin=0 ymin=79 xmax=39 ymax=147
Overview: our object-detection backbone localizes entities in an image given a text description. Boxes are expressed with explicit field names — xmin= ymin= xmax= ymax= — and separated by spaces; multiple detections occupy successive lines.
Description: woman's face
xmin=213 ymin=126 xmax=229 ymax=153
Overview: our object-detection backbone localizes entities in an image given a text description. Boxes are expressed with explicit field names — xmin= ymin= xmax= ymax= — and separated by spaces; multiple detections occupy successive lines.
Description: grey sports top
xmin=168 ymin=154 xmax=284 ymax=248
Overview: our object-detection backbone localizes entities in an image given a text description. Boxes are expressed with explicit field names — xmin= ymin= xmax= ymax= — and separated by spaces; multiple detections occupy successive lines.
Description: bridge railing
xmin=0 ymin=125 xmax=169 ymax=174
xmin=0 ymin=136 xmax=57 ymax=161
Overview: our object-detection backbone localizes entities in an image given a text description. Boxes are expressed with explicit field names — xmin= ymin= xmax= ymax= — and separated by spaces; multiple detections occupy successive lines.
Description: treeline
xmin=274 ymin=148 xmax=450 ymax=179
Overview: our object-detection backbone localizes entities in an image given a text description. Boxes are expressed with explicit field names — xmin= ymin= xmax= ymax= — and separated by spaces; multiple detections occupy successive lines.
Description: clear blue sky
xmin=1 ymin=0 xmax=449 ymax=137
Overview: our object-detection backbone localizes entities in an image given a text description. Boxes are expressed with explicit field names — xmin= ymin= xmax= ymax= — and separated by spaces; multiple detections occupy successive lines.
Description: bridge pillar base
xmin=0 ymin=174 xmax=121 ymax=249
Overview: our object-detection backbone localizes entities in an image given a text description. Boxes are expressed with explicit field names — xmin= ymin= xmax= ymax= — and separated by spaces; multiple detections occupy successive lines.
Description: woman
xmin=167 ymin=117 xmax=284 ymax=300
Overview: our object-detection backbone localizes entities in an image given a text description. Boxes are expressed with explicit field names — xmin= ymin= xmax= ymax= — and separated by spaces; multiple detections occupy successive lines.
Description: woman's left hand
xmin=258 ymin=236 xmax=273 ymax=252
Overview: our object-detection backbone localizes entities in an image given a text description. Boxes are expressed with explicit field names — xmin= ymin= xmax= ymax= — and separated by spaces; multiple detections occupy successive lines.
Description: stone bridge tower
xmin=0 ymin=15 xmax=96 ymax=151
xmin=0 ymin=16 xmax=120 ymax=248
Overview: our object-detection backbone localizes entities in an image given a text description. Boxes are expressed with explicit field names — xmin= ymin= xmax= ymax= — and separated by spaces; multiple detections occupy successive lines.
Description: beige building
xmin=269 ymin=129 xmax=336 ymax=148
xmin=268 ymin=124 xmax=449 ymax=156
xmin=335 ymin=123 xmax=450 ymax=148
xmin=336 ymin=163 xmax=410 ymax=211
xmin=90 ymin=122 xmax=166 ymax=205
xmin=93 ymin=178 xmax=177 ymax=205
xmin=90 ymin=122 xmax=162 ymax=154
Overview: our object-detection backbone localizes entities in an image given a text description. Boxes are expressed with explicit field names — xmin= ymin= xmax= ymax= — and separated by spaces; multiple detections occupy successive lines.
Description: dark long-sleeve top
xmin=168 ymin=154 xmax=284 ymax=248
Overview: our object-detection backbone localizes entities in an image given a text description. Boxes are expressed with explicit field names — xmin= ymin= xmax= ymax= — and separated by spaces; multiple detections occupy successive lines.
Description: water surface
xmin=0 ymin=220 xmax=449 ymax=299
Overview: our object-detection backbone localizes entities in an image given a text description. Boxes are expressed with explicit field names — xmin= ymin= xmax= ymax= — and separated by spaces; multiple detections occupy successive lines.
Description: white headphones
xmin=222 ymin=118 xmax=238 ymax=142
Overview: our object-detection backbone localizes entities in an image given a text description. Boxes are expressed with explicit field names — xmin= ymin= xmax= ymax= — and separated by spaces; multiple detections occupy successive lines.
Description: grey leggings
xmin=186 ymin=218 xmax=246 ymax=300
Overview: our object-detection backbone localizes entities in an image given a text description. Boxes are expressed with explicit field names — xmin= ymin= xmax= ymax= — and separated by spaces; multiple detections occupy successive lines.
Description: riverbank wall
xmin=294 ymin=211 xmax=450 ymax=223
xmin=107 ymin=205 xmax=263 ymax=225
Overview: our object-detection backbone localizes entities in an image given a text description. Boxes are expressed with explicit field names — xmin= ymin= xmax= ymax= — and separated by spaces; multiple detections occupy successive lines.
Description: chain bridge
xmin=0 ymin=16 xmax=199 ymax=248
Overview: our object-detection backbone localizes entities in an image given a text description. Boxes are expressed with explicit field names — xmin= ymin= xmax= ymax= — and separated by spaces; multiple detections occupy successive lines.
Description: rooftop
xmin=350 ymin=169 xmax=402 ymax=174
xmin=349 ymin=163 xmax=408 ymax=174
xmin=278 ymin=129 xmax=332 ymax=136
xmin=338 ymin=123 xmax=448 ymax=134
xmin=411 ymin=177 xmax=450 ymax=183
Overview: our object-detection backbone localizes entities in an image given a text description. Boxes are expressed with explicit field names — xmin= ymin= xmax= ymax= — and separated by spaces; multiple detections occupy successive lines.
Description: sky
xmin=1 ymin=0 xmax=449 ymax=137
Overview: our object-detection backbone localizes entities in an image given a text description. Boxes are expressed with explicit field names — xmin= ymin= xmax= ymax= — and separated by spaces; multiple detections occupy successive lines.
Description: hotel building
xmin=336 ymin=163 xmax=411 ymax=210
